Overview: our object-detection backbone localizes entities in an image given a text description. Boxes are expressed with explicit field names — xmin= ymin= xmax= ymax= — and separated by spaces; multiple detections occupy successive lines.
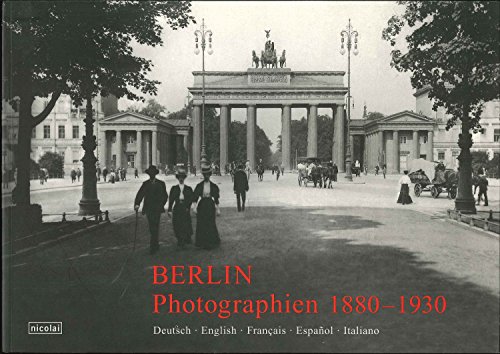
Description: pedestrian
xmin=96 ymin=166 xmax=101 ymax=181
xmin=134 ymin=165 xmax=169 ymax=255
xmin=168 ymin=166 xmax=193 ymax=248
xmin=192 ymin=161 xmax=221 ymax=249
xmin=375 ymin=165 xmax=380 ymax=176
xmin=476 ymin=175 xmax=489 ymax=206
xmin=245 ymin=160 xmax=251 ymax=181
xmin=122 ymin=168 xmax=126 ymax=181
xmin=382 ymin=164 xmax=387 ymax=179
xmin=193 ymin=165 xmax=197 ymax=177
xmin=276 ymin=166 xmax=280 ymax=181
xmin=364 ymin=163 xmax=368 ymax=176
xmin=110 ymin=170 xmax=116 ymax=183
xmin=397 ymin=170 xmax=413 ymax=205
xmin=280 ymin=163 xmax=284 ymax=176
xmin=102 ymin=166 xmax=108 ymax=182
xmin=70 ymin=168 xmax=77 ymax=183
xmin=76 ymin=168 xmax=82 ymax=182
xmin=332 ymin=162 xmax=338 ymax=182
xmin=233 ymin=163 xmax=249 ymax=212
xmin=39 ymin=169 xmax=45 ymax=185
xmin=355 ymin=160 xmax=361 ymax=177
xmin=135 ymin=167 xmax=139 ymax=178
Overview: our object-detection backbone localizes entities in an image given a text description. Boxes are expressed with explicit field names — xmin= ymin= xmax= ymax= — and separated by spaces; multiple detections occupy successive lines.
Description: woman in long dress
xmin=168 ymin=166 xmax=193 ymax=247
xmin=193 ymin=163 xmax=221 ymax=249
xmin=397 ymin=170 xmax=413 ymax=205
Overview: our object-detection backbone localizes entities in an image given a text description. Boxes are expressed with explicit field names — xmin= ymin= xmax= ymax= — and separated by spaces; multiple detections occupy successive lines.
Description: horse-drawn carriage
xmin=408 ymin=159 xmax=458 ymax=199
xmin=297 ymin=157 xmax=324 ymax=187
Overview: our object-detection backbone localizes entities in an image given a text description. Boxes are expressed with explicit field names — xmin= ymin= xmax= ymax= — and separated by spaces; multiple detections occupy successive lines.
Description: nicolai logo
xmin=28 ymin=322 xmax=63 ymax=335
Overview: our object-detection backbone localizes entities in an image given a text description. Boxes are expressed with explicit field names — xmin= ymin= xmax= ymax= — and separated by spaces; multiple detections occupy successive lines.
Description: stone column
xmin=192 ymin=105 xmax=201 ymax=171
xmin=427 ymin=130 xmax=434 ymax=161
xmin=378 ymin=131 xmax=384 ymax=166
xmin=247 ymin=105 xmax=256 ymax=170
xmin=413 ymin=130 xmax=419 ymax=160
xmin=136 ymin=130 xmax=142 ymax=172
xmin=393 ymin=130 xmax=400 ymax=173
xmin=307 ymin=104 xmax=318 ymax=157
xmin=115 ymin=130 xmax=122 ymax=169
xmin=99 ymin=129 xmax=106 ymax=167
xmin=152 ymin=130 xmax=158 ymax=166
xmin=334 ymin=105 xmax=345 ymax=172
xmin=146 ymin=132 xmax=150 ymax=167
xmin=183 ymin=134 xmax=190 ymax=165
xmin=220 ymin=105 xmax=229 ymax=171
xmin=282 ymin=105 xmax=292 ymax=170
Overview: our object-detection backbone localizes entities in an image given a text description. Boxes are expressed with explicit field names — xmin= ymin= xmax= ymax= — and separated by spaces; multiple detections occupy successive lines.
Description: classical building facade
xmin=2 ymin=94 xmax=192 ymax=176
xmin=188 ymin=68 xmax=348 ymax=171
xmin=351 ymin=89 xmax=500 ymax=173
xmin=98 ymin=112 xmax=191 ymax=172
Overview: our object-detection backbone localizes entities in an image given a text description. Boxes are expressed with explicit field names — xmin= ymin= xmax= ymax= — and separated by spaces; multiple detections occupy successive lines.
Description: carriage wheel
xmin=414 ymin=184 xmax=423 ymax=197
xmin=431 ymin=186 xmax=440 ymax=198
xmin=448 ymin=186 xmax=457 ymax=199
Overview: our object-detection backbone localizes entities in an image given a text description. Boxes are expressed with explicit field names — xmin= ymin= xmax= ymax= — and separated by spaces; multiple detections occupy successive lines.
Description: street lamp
xmin=194 ymin=18 xmax=213 ymax=166
xmin=340 ymin=18 xmax=358 ymax=182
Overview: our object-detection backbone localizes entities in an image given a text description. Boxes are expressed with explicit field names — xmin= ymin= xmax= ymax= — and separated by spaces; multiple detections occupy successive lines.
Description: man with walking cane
xmin=134 ymin=165 xmax=168 ymax=255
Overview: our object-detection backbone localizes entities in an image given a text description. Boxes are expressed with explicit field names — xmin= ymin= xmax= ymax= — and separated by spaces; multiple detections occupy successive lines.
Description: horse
xmin=311 ymin=165 xmax=323 ymax=188
xmin=279 ymin=50 xmax=286 ymax=68
xmin=252 ymin=50 xmax=259 ymax=68
xmin=256 ymin=164 xmax=265 ymax=182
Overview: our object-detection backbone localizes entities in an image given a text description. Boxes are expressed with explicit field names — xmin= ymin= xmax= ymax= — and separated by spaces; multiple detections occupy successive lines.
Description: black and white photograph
xmin=2 ymin=1 xmax=499 ymax=353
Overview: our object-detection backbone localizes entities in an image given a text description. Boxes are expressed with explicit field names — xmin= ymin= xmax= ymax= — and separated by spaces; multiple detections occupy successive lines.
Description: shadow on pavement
xmin=5 ymin=206 xmax=499 ymax=353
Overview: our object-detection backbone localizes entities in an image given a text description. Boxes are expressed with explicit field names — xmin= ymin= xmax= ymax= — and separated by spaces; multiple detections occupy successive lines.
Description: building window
xmin=58 ymin=125 xmax=65 ymax=139
xmin=72 ymin=126 xmax=79 ymax=139
xmin=43 ymin=125 xmax=50 ymax=139
xmin=127 ymin=134 xmax=135 ymax=144
xmin=494 ymin=129 xmax=500 ymax=142
xmin=438 ymin=152 xmax=445 ymax=160
xmin=111 ymin=135 xmax=116 ymax=143
xmin=400 ymin=136 xmax=407 ymax=144
xmin=421 ymin=136 xmax=428 ymax=144
xmin=32 ymin=128 xmax=36 ymax=139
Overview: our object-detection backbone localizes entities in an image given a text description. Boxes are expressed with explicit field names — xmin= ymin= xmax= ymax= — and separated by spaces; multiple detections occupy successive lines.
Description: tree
xmin=382 ymin=1 xmax=499 ymax=213
xmin=38 ymin=152 xmax=64 ymax=178
xmin=366 ymin=111 xmax=385 ymax=120
xmin=3 ymin=1 xmax=195 ymax=207
xmin=278 ymin=115 xmax=334 ymax=163
xmin=140 ymin=99 xmax=168 ymax=119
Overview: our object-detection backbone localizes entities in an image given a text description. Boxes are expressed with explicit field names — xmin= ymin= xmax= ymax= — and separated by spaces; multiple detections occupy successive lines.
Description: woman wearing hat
xmin=192 ymin=162 xmax=221 ymax=249
xmin=167 ymin=166 xmax=194 ymax=247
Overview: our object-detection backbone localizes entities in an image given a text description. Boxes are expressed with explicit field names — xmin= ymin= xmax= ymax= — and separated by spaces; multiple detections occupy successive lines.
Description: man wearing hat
xmin=134 ymin=165 xmax=168 ymax=254
xmin=168 ymin=165 xmax=194 ymax=247
xmin=233 ymin=162 xmax=249 ymax=212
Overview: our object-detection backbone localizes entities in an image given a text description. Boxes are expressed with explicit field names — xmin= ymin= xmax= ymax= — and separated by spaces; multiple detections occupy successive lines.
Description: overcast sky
xmin=121 ymin=1 xmax=415 ymax=151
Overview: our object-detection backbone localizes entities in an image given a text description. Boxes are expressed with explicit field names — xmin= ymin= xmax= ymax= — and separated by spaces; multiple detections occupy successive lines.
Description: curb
xmin=443 ymin=218 xmax=499 ymax=240
xmin=4 ymin=220 xmax=111 ymax=259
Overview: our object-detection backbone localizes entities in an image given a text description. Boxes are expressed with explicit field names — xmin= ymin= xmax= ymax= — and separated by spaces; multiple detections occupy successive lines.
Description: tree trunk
xmin=78 ymin=95 xmax=101 ymax=215
xmin=455 ymin=111 xmax=476 ymax=214
xmin=14 ymin=73 xmax=35 ymax=207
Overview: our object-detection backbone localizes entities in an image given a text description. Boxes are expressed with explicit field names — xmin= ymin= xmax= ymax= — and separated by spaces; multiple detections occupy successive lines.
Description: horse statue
xmin=251 ymin=50 xmax=260 ymax=68
xmin=279 ymin=50 xmax=286 ymax=68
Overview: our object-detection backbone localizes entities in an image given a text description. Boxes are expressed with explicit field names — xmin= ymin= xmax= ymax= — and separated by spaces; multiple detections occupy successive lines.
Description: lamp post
xmin=340 ymin=18 xmax=359 ymax=182
xmin=194 ymin=18 xmax=213 ymax=167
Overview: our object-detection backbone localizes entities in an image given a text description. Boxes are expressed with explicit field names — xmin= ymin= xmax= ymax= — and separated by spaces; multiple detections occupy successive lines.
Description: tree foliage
xmin=278 ymin=115 xmax=334 ymax=162
xmin=3 ymin=1 xmax=195 ymax=206
xmin=366 ymin=111 xmax=385 ymax=120
xmin=139 ymin=99 xmax=168 ymax=119
xmin=38 ymin=152 xmax=64 ymax=178
xmin=382 ymin=1 xmax=499 ymax=132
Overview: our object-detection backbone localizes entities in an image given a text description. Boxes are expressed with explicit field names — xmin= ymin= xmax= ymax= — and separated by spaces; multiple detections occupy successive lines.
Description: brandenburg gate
xmin=188 ymin=68 xmax=348 ymax=171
